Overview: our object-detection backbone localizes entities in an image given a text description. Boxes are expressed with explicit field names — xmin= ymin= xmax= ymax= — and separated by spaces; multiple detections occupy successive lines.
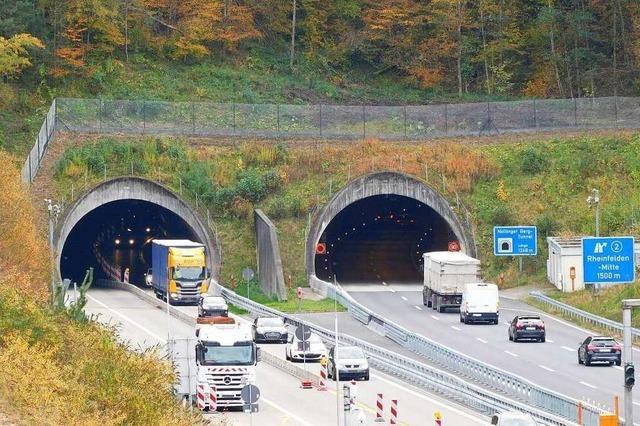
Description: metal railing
xmin=530 ymin=291 xmax=640 ymax=338
xmin=308 ymin=278 xmax=605 ymax=425
xmin=22 ymin=99 xmax=56 ymax=184
xmin=22 ymin=96 xmax=640 ymax=185
xmin=216 ymin=283 xmax=589 ymax=426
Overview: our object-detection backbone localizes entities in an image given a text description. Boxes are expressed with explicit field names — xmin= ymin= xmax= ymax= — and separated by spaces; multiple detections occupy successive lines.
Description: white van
xmin=460 ymin=283 xmax=499 ymax=324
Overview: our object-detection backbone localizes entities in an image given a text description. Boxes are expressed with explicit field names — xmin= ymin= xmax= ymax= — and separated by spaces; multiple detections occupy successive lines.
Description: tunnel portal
xmin=314 ymin=195 xmax=453 ymax=283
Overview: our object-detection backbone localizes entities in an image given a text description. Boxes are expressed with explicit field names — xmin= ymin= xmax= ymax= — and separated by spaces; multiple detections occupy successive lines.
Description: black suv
xmin=508 ymin=315 xmax=545 ymax=342
xmin=578 ymin=336 xmax=621 ymax=366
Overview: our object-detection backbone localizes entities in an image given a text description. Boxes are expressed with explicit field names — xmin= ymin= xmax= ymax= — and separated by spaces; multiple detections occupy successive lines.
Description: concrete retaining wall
xmin=254 ymin=209 xmax=287 ymax=301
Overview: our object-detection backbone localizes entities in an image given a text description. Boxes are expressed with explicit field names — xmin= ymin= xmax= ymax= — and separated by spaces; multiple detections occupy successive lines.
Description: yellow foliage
xmin=496 ymin=180 xmax=509 ymax=201
xmin=0 ymin=33 xmax=44 ymax=78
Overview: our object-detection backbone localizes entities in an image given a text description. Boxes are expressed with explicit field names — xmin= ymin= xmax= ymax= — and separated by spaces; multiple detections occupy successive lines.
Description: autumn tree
xmin=0 ymin=33 xmax=44 ymax=79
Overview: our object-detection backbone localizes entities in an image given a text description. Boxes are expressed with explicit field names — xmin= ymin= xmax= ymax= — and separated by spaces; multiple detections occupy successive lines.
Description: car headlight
xmin=170 ymin=293 xmax=178 ymax=298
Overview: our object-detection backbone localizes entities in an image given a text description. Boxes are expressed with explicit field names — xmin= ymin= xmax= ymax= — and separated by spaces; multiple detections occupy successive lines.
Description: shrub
xmin=236 ymin=169 xmax=267 ymax=202
xmin=520 ymin=147 xmax=547 ymax=175
xmin=536 ymin=214 xmax=560 ymax=238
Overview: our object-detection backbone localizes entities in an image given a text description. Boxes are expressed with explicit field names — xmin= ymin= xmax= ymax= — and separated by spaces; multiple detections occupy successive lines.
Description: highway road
xmin=341 ymin=282 xmax=640 ymax=424
xmin=85 ymin=286 xmax=487 ymax=425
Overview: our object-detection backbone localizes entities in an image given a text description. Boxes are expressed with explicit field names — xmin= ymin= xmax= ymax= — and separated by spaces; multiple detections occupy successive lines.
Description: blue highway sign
xmin=493 ymin=226 xmax=537 ymax=256
xmin=583 ymin=237 xmax=636 ymax=284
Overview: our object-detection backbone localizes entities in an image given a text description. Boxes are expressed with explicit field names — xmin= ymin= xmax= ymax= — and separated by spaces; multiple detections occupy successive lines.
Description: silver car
xmin=328 ymin=345 xmax=369 ymax=381
xmin=490 ymin=412 xmax=538 ymax=425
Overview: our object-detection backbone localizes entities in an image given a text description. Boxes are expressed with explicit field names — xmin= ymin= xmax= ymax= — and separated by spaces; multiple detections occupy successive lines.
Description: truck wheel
xmin=425 ymin=291 xmax=432 ymax=307
xmin=438 ymin=305 xmax=446 ymax=313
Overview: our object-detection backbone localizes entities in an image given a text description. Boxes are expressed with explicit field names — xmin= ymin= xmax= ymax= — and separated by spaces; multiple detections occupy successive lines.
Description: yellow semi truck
xmin=151 ymin=239 xmax=209 ymax=304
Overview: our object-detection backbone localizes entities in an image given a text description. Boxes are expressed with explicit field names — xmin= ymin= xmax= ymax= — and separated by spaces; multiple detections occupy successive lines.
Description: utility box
xmin=598 ymin=413 xmax=617 ymax=426
xmin=547 ymin=237 xmax=585 ymax=292
xmin=547 ymin=236 xmax=640 ymax=292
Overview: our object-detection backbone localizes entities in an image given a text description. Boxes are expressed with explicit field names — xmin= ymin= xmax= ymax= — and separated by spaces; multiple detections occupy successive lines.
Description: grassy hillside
xmin=0 ymin=150 xmax=205 ymax=426
xmin=50 ymin=131 xmax=640 ymax=293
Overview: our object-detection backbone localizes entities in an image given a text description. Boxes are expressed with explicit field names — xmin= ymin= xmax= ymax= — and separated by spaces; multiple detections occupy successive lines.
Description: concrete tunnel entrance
xmin=55 ymin=177 xmax=220 ymax=286
xmin=307 ymin=172 xmax=475 ymax=286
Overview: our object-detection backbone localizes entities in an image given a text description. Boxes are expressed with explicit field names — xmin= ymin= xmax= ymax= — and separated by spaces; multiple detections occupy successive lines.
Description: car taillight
xmin=587 ymin=344 xmax=596 ymax=352
xmin=516 ymin=322 xmax=523 ymax=329
xmin=539 ymin=323 xmax=545 ymax=329
xmin=614 ymin=344 xmax=622 ymax=352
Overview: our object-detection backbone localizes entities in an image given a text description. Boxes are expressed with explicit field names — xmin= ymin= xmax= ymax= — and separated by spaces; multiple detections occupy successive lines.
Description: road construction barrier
xmin=196 ymin=384 xmax=207 ymax=410
xmin=390 ymin=399 xmax=398 ymax=425
xmin=318 ymin=359 xmax=328 ymax=391
xmin=434 ymin=410 xmax=442 ymax=425
xmin=209 ymin=385 xmax=217 ymax=411
xmin=375 ymin=393 xmax=385 ymax=422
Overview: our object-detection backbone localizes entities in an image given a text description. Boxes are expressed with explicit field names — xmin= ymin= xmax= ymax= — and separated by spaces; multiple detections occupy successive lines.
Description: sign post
xmin=242 ymin=267 xmax=255 ymax=300
xmin=582 ymin=237 xmax=635 ymax=285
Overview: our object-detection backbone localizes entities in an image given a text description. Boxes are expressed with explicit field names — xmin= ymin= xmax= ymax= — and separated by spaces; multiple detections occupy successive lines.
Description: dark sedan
xmin=578 ymin=336 xmax=621 ymax=366
xmin=508 ymin=315 xmax=545 ymax=343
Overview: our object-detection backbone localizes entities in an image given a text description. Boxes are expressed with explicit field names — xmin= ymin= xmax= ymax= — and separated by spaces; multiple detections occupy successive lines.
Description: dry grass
xmin=0 ymin=151 xmax=208 ymax=426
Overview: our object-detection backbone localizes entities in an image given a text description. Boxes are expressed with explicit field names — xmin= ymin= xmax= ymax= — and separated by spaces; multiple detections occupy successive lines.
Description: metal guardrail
xmin=311 ymin=278 xmax=606 ymax=425
xmin=216 ymin=283 xmax=588 ymax=426
xmin=530 ymin=291 xmax=640 ymax=338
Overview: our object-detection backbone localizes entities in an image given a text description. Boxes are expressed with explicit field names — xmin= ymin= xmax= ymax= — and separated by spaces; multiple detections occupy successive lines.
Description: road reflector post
xmin=375 ymin=393 xmax=385 ymax=422
xmin=577 ymin=401 xmax=583 ymax=425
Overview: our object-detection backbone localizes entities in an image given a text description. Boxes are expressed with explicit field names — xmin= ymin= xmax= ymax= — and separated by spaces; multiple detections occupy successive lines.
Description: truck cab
xmin=151 ymin=240 xmax=209 ymax=305
xmin=195 ymin=319 xmax=260 ymax=410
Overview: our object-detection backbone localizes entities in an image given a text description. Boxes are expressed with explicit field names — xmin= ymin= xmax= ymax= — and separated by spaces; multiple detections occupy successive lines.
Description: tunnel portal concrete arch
xmin=55 ymin=177 xmax=220 ymax=282
xmin=306 ymin=171 xmax=476 ymax=283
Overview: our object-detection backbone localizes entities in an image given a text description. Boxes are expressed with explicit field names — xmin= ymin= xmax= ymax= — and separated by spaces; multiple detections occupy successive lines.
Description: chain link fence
xmin=23 ymin=96 xmax=640 ymax=184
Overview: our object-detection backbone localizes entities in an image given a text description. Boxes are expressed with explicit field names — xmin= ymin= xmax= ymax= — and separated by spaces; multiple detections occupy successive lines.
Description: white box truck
xmin=422 ymin=251 xmax=481 ymax=313
xmin=460 ymin=282 xmax=499 ymax=324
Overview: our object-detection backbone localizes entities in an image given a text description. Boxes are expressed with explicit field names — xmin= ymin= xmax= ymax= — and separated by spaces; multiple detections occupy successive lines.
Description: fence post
xmin=444 ymin=104 xmax=449 ymax=135
xmin=573 ymin=97 xmax=578 ymax=127
xmin=233 ymin=103 xmax=237 ymax=135
xmin=142 ymin=100 xmax=147 ymax=135
xmin=319 ymin=104 xmax=323 ymax=138
xmin=43 ymin=114 xmax=48 ymax=159
xmin=99 ymin=99 xmax=103 ymax=133
xmin=403 ymin=106 xmax=407 ymax=139
xmin=532 ymin=99 xmax=537 ymax=130
xmin=191 ymin=102 xmax=196 ymax=135
xmin=53 ymin=98 xmax=57 ymax=136
xmin=362 ymin=104 xmax=366 ymax=140
xmin=614 ymin=95 xmax=619 ymax=128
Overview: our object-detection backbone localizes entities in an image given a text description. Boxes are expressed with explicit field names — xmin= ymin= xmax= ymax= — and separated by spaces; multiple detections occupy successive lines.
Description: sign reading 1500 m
xmin=582 ymin=237 xmax=636 ymax=284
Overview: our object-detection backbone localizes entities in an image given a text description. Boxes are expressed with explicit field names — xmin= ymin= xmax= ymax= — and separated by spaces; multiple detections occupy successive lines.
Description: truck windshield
xmin=173 ymin=266 xmax=205 ymax=280
xmin=201 ymin=343 xmax=255 ymax=366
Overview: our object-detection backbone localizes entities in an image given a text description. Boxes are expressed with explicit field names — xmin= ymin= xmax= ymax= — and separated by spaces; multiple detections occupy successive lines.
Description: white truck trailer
xmin=422 ymin=251 xmax=481 ymax=313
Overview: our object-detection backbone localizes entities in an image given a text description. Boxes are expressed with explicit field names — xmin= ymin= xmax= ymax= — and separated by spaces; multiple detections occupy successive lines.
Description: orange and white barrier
xmin=196 ymin=384 xmax=207 ymax=410
xmin=209 ymin=385 xmax=217 ymax=411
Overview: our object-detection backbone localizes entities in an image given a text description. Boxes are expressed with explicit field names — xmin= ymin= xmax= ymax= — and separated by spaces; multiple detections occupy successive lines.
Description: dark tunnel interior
xmin=60 ymin=199 xmax=198 ymax=286
xmin=315 ymin=195 xmax=456 ymax=284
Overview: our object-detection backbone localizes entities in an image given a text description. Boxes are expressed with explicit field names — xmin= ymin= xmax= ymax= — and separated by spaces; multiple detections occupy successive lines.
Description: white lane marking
xmin=562 ymin=346 xmax=576 ymax=352
xmin=87 ymin=294 xmax=166 ymax=343
xmin=504 ymin=351 xmax=518 ymax=358
xmin=431 ymin=315 xmax=440 ymax=321
xmin=260 ymin=396 xmax=314 ymax=426
xmin=614 ymin=366 xmax=624 ymax=371
xmin=415 ymin=306 xmax=423 ymax=311
xmin=389 ymin=288 xmax=396 ymax=293
xmin=538 ymin=364 xmax=555 ymax=372
xmin=476 ymin=337 xmax=488 ymax=344
xmin=579 ymin=381 xmax=597 ymax=389
xmin=401 ymin=296 xmax=408 ymax=301
xmin=451 ymin=326 xmax=462 ymax=331
xmin=633 ymin=401 xmax=640 ymax=407
xmin=371 ymin=373 xmax=485 ymax=424
xmin=503 ymin=322 xmax=510 ymax=326
xmin=546 ymin=339 xmax=554 ymax=343
xmin=382 ymin=281 xmax=388 ymax=286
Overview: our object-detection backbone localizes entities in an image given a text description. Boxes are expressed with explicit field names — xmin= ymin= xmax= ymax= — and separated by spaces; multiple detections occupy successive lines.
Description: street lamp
xmin=586 ymin=188 xmax=600 ymax=237
xmin=45 ymin=199 xmax=61 ymax=304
